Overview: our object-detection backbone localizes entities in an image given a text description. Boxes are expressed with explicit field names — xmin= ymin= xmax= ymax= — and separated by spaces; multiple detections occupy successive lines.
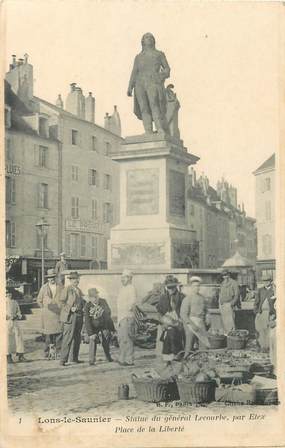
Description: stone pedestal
xmin=108 ymin=134 xmax=199 ymax=270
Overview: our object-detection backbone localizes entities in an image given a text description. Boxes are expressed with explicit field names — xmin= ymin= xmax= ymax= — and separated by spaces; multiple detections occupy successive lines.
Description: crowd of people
xmin=6 ymin=264 xmax=277 ymax=375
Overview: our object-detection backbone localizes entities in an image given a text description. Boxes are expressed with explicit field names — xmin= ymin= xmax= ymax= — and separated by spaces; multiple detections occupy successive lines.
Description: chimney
xmin=24 ymin=53 xmax=29 ymax=64
xmin=6 ymin=54 xmax=34 ymax=102
xmin=56 ymin=94 xmax=63 ymax=109
xmin=104 ymin=112 xmax=111 ymax=131
xmin=66 ymin=83 xmax=85 ymax=119
xmin=85 ymin=92 xmax=95 ymax=123
xmin=12 ymin=55 xmax=17 ymax=68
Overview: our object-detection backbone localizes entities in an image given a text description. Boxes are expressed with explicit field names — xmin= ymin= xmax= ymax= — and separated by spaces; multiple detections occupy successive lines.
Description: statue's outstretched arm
xmin=127 ymin=56 xmax=138 ymax=96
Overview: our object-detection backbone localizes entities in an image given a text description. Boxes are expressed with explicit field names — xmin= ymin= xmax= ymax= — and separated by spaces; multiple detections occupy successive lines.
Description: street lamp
xmin=35 ymin=217 xmax=50 ymax=286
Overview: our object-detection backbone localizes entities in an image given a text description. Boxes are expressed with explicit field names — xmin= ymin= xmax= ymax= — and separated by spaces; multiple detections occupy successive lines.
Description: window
xmin=5 ymin=138 xmax=13 ymax=162
xmin=91 ymin=235 xmax=97 ymax=258
xmin=6 ymin=221 xmax=16 ymax=248
xmin=70 ymin=233 xmax=79 ymax=257
xmin=103 ymin=202 xmax=113 ymax=224
xmin=38 ymin=183 xmax=48 ymax=208
xmin=103 ymin=174 xmax=112 ymax=190
xmin=91 ymin=136 xmax=97 ymax=151
xmin=91 ymin=199 xmax=98 ymax=220
xmin=262 ymin=234 xmax=272 ymax=257
xmin=80 ymin=234 xmax=86 ymax=257
xmin=71 ymin=165 xmax=79 ymax=181
xmin=71 ymin=197 xmax=79 ymax=218
xmin=71 ymin=129 xmax=79 ymax=145
xmin=6 ymin=177 xmax=16 ymax=204
xmin=104 ymin=142 xmax=111 ymax=156
xmin=5 ymin=106 xmax=11 ymax=128
xmin=39 ymin=146 xmax=48 ymax=167
xmin=39 ymin=117 xmax=48 ymax=138
xmin=88 ymin=169 xmax=98 ymax=186
xmin=190 ymin=204 xmax=195 ymax=216
xmin=265 ymin=201 xmax=271 ymax=221
xmin=36 ymin=232 xmax=48 ymax=249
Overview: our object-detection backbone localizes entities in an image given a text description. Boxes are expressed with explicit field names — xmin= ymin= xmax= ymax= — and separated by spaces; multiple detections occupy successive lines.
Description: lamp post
xmin=35 ymin=217 xmax=50 ymax=286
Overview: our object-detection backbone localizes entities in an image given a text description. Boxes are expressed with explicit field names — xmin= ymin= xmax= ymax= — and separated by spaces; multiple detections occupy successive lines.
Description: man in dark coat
xmin=254 ymin=276 xmax=275 ymax=351
xmin=156 ymin=275 xmax=185 ymax=362
xmin=84 ymin=288 xmax=114 ymax=366
xmin=59 ymin=271 xmax=85 ymax=366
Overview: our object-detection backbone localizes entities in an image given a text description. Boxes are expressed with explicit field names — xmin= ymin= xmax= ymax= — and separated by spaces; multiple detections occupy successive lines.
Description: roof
xmin=34 ymin=96 xmax=124 ymax=141
xmin=222 ymin=250 xmax=252 ymax=268
xmin=254 ymin=154 xmax=275 ymax=174
xmin=5 ymin=81 xmax=58 ymax=142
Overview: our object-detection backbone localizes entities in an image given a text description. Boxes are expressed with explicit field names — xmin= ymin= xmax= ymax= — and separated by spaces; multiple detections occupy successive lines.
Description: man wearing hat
xmin=156 ymin=275 xmax=185 ymax=362
xmin=55 ymin=252 xmax=68 ymax=286
xmin=117 ymin=270 xmax=137 ymax=366
xmin=37 ymin=269 xmax=63 ymax=358
xmin=219 ymin=270 xmax=239 ymax=334
xmin=84 ymin=288 xmax=115 ymax=365
xmin=59 ymin=271 xmax=85 ymax=366
xmin=254 ymin=276 xmax=275 ymax=351
xmin=180 ymin=276 xmax=208 ymax=356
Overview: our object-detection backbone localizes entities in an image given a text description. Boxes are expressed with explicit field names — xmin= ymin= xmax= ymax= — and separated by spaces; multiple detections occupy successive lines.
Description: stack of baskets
xmin=227 ymin=330 xmax=249 ymax=350
xmin=132 ymin=375 xmax=179 ymax=402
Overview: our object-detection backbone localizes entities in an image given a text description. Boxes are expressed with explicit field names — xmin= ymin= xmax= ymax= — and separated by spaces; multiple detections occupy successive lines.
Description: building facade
xmin=5 ymin=55 xmax=122 ymax=289
xmin=253 ymin=154 xmax=275 ymax=280
xmin=187 ymin=169 xmax=257 ymax=269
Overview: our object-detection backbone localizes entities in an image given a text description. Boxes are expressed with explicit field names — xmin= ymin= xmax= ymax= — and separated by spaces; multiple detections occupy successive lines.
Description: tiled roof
xmin=254 ymin=154 xmax=275 ymax=174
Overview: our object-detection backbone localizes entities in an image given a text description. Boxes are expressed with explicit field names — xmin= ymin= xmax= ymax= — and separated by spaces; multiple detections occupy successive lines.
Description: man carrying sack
xmin=84 ymin=288 xmax=115 ymax=366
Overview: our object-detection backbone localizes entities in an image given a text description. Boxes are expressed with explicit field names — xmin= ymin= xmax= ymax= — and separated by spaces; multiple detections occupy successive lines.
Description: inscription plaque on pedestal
xmin=127 ymin=168 xmax=159 ymax=215
xmin=169 ymin=170 xmax=185 ymax=217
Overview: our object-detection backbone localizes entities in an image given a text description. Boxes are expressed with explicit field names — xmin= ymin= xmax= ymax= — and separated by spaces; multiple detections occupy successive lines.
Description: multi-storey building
xmin=187 ymin=168 xmax=257 ymax=269
xmin=5 ymin=54 xmax=123 ymax=289
xmin=253 ymin=154 xmax=275 ymax=280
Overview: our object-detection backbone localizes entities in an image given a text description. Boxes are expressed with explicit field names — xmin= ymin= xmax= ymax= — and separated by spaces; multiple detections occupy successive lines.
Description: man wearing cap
xmin=156 ymin=275 xmax=185 ymax=362
xmin=84 ymin=288 xmax=115 ymax=365
xmin=219 ymin=270 xmax=239 ymax=334
xmin=117 ymin=270 xmax=137 ymax=366
xmin=180 ymin=276 xmax=208 ymax=356
xmin=37 ymin=269 xmax=63 ymax=358
xmin=55 ymin=253 xmax=68 ymax=286
xmin=59 ymin=271 xmax=85 ymax=366
xmin=254 ymin=276 xmax=275 ymax=351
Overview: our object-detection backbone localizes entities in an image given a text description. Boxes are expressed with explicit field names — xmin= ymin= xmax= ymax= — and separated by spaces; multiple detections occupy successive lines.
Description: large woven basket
xmin=208 ymin=334 xmax=227 ymax=349
xmin=227 ymin=330 xmax=249 ymax=350
xmin=255 ymin=388 xmax=279 ymax=405
xmin=132 ymin=376 xmax=179 ymax=402
xmin=176 ymin=378 xmax=216 ymax=404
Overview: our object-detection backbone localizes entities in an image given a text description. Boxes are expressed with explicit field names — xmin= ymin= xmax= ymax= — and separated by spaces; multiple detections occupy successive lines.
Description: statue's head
xmin=141 ymin=33 xmax=155 ymax=49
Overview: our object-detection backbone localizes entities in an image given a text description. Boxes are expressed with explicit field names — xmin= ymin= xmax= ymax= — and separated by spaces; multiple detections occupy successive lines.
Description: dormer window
xmin=5 ymin=106 xmax=11 ymax=128
xmin=39 ymin=116 xmax=48 ymax=138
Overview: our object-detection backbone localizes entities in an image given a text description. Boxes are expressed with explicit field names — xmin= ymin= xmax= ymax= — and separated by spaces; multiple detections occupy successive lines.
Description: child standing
xmin=6 ymin=287 xmax=26 ymax=363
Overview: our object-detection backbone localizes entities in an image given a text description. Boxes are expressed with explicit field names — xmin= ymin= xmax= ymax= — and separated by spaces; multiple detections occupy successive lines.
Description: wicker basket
xmin=132 ymin=375 xmax=179 ymax=402
xmin=255 ymin=388 xmax=279 ymax=405
xmin=208 ymin=334 xmax=227 ymax=349
xmin=176 ymin=378 xmax=216 ymax=404
xmin=227 ymin=330 xmax=249 ymax=350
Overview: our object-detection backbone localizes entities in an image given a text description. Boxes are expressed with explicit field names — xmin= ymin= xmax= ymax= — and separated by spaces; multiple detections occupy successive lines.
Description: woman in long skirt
xmin=6 ymin=287 xmax=26 ymax=363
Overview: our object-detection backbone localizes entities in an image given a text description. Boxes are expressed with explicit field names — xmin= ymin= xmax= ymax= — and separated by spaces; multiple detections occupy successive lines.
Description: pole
xmin=41 ymin=228 xmax=44 ymax=286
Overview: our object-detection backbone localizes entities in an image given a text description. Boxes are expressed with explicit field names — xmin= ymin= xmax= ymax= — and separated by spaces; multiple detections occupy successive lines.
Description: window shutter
xmin=88 ymin=169 xmax=92 ymax=185
xmin=11 ymin=178 xmax=16 ymax=204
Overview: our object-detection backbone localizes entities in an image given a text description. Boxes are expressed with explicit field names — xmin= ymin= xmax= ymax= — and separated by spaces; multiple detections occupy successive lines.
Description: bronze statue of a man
xmin=127 ymin=33 xmax=171 ymax=134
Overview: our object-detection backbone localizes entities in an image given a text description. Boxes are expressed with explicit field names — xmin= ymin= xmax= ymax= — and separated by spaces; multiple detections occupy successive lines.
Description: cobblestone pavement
xmin=7 ymin=308 xmax=276 ymax=417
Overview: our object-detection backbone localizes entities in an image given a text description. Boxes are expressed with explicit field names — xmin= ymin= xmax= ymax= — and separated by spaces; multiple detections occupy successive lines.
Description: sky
xmin=4 ymin=0 xmax=280 ymax=217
